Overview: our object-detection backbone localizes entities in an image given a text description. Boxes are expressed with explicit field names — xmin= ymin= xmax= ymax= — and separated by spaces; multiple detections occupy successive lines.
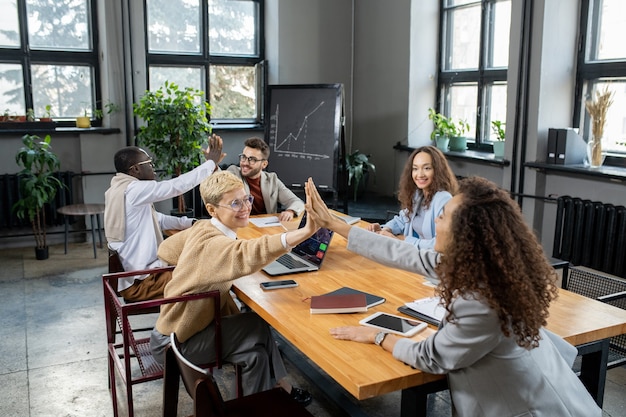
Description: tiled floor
xmin=1 ymin=239 xmax=626 ymax=416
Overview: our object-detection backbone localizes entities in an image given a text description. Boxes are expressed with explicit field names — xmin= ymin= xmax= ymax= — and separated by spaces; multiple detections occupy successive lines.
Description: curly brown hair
xmin=397 ymin=146 xmax=458 ymax=212
xmin=435 ymin=177 xmax=558 ymax=349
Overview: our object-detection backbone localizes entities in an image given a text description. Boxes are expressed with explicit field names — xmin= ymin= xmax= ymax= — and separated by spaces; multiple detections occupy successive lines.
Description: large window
xmin=0 ymin=0 xmax=99 ymax=124
xmin=576 ymin=0 xmax=626 ymax=163
xmin=145 ymin=0 xmax=263 ymax=124
xmin=438 ymin=0 xmax=511 ymax=149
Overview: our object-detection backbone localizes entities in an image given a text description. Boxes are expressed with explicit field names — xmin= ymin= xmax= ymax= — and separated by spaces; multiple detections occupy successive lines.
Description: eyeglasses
xmin=130 ymin=159 xmax=154 ymax=169
xmin=216 ymin=195 xmax=254 ymax=211
xmin=238 ymin=154 xmax=266 ymax=164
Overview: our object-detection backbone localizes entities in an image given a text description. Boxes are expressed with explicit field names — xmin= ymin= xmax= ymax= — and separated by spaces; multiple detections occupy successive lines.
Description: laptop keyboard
xmin=276 ymin=254 xmax=308 ymax=269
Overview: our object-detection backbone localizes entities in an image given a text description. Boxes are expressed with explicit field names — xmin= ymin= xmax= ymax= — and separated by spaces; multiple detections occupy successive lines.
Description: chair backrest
xmin=167 ymin=333 xmax=226 ymax=417
xmin=563 ymin=265 xmax=626 ymax=368
xmin=108 ymin=247 xmax=124 ymax=273
xmin=102 ymin=266 xmax=223 ymax=374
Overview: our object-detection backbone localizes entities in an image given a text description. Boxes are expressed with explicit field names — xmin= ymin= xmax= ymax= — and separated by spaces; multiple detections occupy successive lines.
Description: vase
xmin=493 ymin=141 xmax=505 ymax=158
xmin=435 ymin=135 xmax=449 ymax=152
xmin=35 ymin=246 xmax=49 ymax=260
xmin=448 ymin=136 xmax=467 ymax=152
xmin=586 ymin=137 xmax=605 ymax=168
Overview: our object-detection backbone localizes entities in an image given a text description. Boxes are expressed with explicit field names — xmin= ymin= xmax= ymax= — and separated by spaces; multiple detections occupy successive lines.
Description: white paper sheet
xmin=249 ymin=216 xmax=284 ymax=228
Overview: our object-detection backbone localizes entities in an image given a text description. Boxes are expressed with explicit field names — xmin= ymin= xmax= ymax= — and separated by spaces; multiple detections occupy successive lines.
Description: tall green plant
xmin=427 ymin=108 xmax=456 ymax=140
xmin=13 ymin=134 xmax=63 ymax=249
xmin=133 ymin=81 xmax=212 ymax=213
xmin=491 ymin=120 xmax=506 ymax=141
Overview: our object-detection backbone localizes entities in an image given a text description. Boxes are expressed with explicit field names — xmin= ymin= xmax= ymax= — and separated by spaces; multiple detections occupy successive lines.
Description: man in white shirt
xmin=104 ymin=135 xmax=222 ymax=301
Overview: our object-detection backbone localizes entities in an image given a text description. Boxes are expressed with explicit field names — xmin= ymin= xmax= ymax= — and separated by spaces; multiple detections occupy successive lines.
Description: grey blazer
xmin=347 ymin=227 xmax=601 ymax=417
xmin=226 ymin=166 xmax=304 ymax=216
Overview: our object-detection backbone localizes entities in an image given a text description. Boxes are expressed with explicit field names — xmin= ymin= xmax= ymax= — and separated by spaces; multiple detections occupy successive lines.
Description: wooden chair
xmin=103 ymin=268 xmax=243 ymax=417
xmin=108 ymin=247 xmax=124 ymax=273
xmin=562 ymin=265 xmax=626 ymax=368
xmin=163 ymin=333 xmax=314 ymax=417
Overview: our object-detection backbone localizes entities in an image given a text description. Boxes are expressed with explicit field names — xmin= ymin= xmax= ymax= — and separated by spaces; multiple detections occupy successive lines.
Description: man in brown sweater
xmin=150 ymin=171 xmax=315 ymax=406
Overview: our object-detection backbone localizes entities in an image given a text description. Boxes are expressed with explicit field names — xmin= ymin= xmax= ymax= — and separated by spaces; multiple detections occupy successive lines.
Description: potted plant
xmin=428 ymin=108 xmax=455 ymax=152
xmin=449 ymin=119 xmax=470 ymax=152
xmin=133 ymin=81 xmax=211 ymax=215
xmin=76 ymin=106 xmax=91 ymax=128
xmin=491 ymin=120 xmax=506 ymax=158
xmin=39 ymin=104 xmax=54 ymax=122
xmin=345 ymin=150 xmax=376 ymax=202
xmin=12 ymin=134 xmax=63 ymax=260
xmin=76 ymin=101 xmax=120 ymax=128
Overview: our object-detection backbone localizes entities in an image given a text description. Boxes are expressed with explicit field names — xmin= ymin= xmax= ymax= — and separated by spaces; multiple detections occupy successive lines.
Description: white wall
xmin=351 ymin=0 xmax=411 ymax=195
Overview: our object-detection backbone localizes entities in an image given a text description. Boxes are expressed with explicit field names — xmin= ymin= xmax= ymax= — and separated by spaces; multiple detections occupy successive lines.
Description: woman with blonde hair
xmin=368 ymin=146 xmax=457 ymax=249
xmin=150 ymin=171 xmax=315 ymax=405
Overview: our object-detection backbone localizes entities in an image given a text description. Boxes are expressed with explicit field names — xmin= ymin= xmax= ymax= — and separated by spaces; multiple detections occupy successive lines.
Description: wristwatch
xmin=374 ymin=331 xmax=388 ymax=347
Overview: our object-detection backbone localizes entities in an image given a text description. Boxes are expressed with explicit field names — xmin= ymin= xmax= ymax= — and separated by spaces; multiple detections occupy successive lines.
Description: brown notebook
xmin=310 ymin=293 xmax=368 ymax=314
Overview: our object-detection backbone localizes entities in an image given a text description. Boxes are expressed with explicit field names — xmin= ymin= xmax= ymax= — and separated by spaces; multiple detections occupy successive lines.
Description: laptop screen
xmin=291 ymin=213 xmax=334 ymax=266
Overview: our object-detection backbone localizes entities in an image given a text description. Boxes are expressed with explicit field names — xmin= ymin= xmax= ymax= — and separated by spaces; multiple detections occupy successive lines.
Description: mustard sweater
xmin=155 ymin=221 xmax=287 ymax=343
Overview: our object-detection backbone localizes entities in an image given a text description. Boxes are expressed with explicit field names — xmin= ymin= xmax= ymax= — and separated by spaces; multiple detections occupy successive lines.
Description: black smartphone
xmin=260 ymin=280 xmax=298 ymax=290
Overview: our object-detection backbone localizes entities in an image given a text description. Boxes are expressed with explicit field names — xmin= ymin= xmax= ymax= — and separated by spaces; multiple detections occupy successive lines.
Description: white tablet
xmin=359 ymin=312 xmax=428 ymax=337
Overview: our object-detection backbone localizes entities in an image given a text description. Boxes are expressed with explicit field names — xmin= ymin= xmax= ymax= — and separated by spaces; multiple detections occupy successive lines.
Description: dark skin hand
xmin=202 ymin=134 xmax=226 ymax=165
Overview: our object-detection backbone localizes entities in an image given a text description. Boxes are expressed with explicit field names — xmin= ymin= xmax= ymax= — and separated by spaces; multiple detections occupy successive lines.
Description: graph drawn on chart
xmin=269 ymin=101 xmax=332 ymax=160
xmin=266 ymin=85 xmax=342 ymax=191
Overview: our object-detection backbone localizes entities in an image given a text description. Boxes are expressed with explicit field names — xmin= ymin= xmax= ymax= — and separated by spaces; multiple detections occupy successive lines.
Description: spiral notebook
xmin=398 ymin=296 xmax=445 ymax=327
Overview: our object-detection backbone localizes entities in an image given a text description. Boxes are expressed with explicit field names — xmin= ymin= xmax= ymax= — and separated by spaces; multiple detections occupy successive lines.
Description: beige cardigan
xmin=155 ymin=221 xmax=288 ymax=343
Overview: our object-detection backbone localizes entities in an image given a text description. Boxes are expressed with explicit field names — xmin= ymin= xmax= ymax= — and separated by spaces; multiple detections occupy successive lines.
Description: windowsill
xmin=210 ymin=122 xmax=262 ymax=131
xmin=0 ymin=126 xmax=121 ymax=136
xmin=393 ymin=142 xmax=510 ymax=166
xmin=525 ymin=161 xmax=626 ymax=182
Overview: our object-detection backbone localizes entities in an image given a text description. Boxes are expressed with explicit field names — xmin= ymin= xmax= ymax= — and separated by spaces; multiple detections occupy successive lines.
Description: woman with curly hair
xmin=305 ymin=176 xmax=600 ymax=417
xmin=368 ymin=146 xmax=457 ymax=249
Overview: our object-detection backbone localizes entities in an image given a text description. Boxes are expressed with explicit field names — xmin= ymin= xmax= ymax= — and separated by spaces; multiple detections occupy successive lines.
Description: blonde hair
xmin=200 ymin=171 xmax=244 ymax=206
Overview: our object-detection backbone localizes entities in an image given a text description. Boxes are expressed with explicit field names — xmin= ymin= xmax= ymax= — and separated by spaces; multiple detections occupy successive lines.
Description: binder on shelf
xmin=554 ymin=128 xmax=586 ymax=165
xmin=547 ymin=128 xmax=558 ymax=164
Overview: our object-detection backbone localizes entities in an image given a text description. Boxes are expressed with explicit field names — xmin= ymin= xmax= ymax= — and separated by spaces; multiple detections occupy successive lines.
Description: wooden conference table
xmin=232 ymin=214 xmax=626 ymax=416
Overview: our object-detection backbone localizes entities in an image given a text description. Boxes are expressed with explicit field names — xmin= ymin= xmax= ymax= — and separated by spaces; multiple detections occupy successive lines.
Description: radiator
xmin=0 ymin=171 xmax=76 ymax=230
xmin=553 ymin=196 xmax=626 ymax=278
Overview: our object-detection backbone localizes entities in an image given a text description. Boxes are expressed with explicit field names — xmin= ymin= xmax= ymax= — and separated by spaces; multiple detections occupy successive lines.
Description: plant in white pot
xmin=491 ymin=120 xmax=506 ymax=158
xmin=428 ymin=108 xmax=454 ymax=152
xmin=133 ymin=81 xmax=211 ymax=215
xmin=12 ymin=134 xmax=63 ymax=260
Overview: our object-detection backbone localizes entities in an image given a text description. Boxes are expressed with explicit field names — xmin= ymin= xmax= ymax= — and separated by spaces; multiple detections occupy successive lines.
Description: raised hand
xmin=304 ymin=178 xmax=335 ymax=228
xmin=204 ymin=134 xmax=225 ymax=164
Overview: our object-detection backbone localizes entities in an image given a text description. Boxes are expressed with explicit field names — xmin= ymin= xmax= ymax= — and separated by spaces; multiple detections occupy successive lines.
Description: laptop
xmin=262 ymin=214 xmax=334 ymax=276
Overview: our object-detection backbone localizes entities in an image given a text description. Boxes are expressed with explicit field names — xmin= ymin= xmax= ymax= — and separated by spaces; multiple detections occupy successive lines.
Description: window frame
xmin=0 ymin=0 xmax=102 ymax=127
xmin=437 ymin=0 xmax=509 ymax=151
xmin=574 ymin=0 xmax=626 ymax=167
xmin=143 ymin=0 xmax=265 ymax=126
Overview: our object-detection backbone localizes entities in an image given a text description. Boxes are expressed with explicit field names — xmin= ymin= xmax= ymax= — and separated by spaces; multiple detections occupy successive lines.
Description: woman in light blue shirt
xmin=368 ymin=146 xmax=457 ymax=249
